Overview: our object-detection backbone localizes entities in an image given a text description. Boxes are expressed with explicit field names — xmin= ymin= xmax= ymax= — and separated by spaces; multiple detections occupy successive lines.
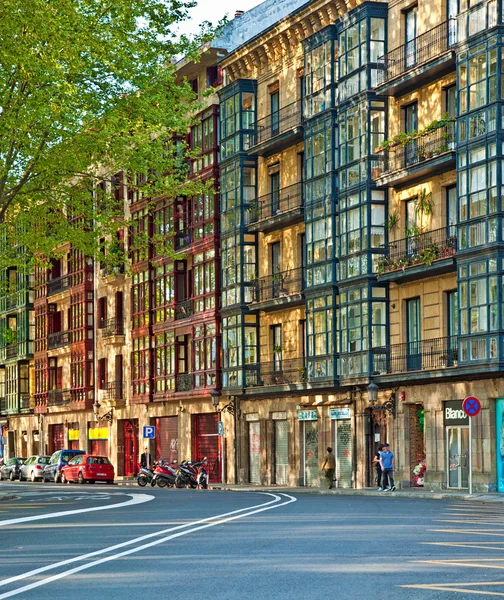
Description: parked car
xmin=42 ymin=449 xmax=85 ymax=483
xmin=62 ymin=455 xmax=114 ymax=485
xmin=19 ymin=455 xmax=51 ymax=482
xmin=0 ymin=457 xmax=26 ymax=481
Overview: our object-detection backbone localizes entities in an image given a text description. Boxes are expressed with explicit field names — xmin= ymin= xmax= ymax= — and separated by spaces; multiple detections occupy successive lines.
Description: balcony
xmin=373 ymin=337 xmax=458 ymax=380
xmin=48 ymin=389 xmax=70 ymax=406
xmin=175 ymin=299 xmax=193 ymax=320
xmin=47 ymin=330 xmax=71 ymax=350
xmin=376 ymin=20 xmax=456 ymax=96
xmin=373 ymin=123 xmax=455 ymax=187
xmin=99 ymin=318 xmax=125 ymax=338
xmin=176 ymin=373 xmax=193 ymax=393
xmin=47 ymin=274 xmax=71 ymax=296
xmin=249 ymin=100 xmax=303 ymax=156
xmin=101 ymin=264 xmax=125 ymax=285
xmin=102 ymin=380 xmax=124 ymax=402
xmin=6 ymin=344 xmax=17 ymax=359
xmin=19 ymin=394 xmax=33 ymax=413
xmin=252 ymin=268 xmax=304 ymax=311
xmin=0 ymin=397 xmax=6 ymax=416
xmin=258 ymin=358 xmax=306 ymax=387
xmin=377 ymin=227 xmax=457 ymax=282
xmin=247 ymin=183 xmax=303 ymax=233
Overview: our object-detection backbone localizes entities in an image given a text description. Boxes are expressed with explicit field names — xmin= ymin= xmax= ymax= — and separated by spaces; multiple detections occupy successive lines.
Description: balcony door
xmin=271 ymin=242 xmax=281 ymax=298
xmin=271 ymin=171 xmax=280 ymax=215
xmin=447 ymin=0 xmax=458 ymax=45
xmin=448 ymin=290 xmax=458 ymax=365
xmin=270 ymin=90 xmax=280 ymax=136
xmin=272 ymin=324 xmax=282 ymax=374
xmin=406 ymin=297 xmax=421 ymax=371
xmin=403 ymin=102 xmax=418 ymax=166
xmin=404 ymin=6 xmax=418 ymax=68
xmin=446 ymin=185 xmax=457 ymax=235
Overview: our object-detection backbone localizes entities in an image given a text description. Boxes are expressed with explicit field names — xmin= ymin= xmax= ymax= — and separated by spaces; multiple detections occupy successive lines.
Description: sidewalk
xmin=114 ymin=479 xmax=504 ymax=502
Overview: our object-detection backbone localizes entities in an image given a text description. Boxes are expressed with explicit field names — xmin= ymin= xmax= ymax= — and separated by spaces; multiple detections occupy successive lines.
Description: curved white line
xmin=0 ymin=493 xmax=154 ymax=527
xmin=0 ymin=492 xmax=296 ymax=598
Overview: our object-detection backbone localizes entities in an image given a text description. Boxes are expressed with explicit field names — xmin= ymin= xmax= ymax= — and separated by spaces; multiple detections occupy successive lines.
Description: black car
xmin=0 ymin=457 xmax=26 ymax=481
xmin=42 ymin=449 xmax=85 ymax=483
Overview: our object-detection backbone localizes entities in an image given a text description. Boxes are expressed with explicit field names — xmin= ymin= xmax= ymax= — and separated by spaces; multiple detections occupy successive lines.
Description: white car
xmin=19 ymin=455 xmax=51 ymax=482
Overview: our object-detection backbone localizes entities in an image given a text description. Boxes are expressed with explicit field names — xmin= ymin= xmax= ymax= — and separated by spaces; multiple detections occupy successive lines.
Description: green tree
xmin=0 ymin=0 xmax=216 ymax=269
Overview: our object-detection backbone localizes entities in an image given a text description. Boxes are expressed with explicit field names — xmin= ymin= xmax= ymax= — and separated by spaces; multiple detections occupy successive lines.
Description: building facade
xmin=1 ymin=0 xmax=504 ymax=492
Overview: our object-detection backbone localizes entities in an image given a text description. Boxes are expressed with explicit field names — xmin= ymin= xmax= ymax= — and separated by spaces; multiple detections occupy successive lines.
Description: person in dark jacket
xmin=373 ymin=444 xmax=383 ymax=490
xmin=140 ymin=447 xmax=151 ymax=468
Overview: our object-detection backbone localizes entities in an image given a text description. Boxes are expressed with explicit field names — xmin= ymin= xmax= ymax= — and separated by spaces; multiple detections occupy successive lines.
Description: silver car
xmin=19 ymin=455 xmax=51 ymax=482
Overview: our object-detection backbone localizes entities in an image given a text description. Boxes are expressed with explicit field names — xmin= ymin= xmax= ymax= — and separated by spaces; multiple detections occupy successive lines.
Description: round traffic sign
xmin=462 ymin=396 xmax=481 ymax=417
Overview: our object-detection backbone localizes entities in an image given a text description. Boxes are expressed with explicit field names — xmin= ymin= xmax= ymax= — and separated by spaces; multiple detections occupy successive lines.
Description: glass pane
xmin=448 ymin=428 xmax=460 ymax=488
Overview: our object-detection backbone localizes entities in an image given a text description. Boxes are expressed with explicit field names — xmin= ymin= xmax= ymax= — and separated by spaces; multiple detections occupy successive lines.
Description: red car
xmin=61 ymin=454 xmax=114 ymax=484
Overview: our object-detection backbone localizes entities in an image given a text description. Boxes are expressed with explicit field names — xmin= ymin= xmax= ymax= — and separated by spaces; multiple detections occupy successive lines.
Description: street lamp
xmin=367 ymin=382 xmax=395 ymax=416
xmin=210 ymin=389 xmax=221 ymax=410
xmin=367 ymin=382 xmax=379 ymax=405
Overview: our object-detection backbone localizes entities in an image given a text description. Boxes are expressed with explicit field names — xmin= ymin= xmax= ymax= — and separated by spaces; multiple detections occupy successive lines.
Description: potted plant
xmin=2 ymin=328 xmax=17 ymax=346
xmin=440 ymin=353 xmax=448 ymax=367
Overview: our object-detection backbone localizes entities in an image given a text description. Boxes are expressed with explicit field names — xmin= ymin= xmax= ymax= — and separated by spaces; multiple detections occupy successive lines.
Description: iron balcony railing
xmin=259 ymin=357 xmax=307 ymax=386
xmin=378 ymin=123 xmax=455 ymax=176
xmin=48 ymin=389 xmax=71 ymax=406
xmin=99 ymin=317 xmax=125 ymax=337
xmin=377 ymin=20 xmax=456 ymax=85
xmin=176 ymin=373 xmax=193 ymax=392
xmin=248 ymin=183 xmax=303 ymax=224
xmin=48 ymin=330 xmax=71 ymax=350
xmin=175 ymin=299 xmax=193 ymax=320
xmin=6 ymin=344 xmax=17 ymax=359
xmin=5 ymin=293 xmax=18 ymax=310
xmin=379 ymin=226 xmax=457 ymax=274
xmin=253 ymin=267 xmax=304 ymax=303
xmin=102 ymin=264 xmax=125 ymax=277
xmin=0 ymin=397 xmax=6 ymax=415
xmin=175 ymin=229 xmax=193 ymax=250
xmin=253 ymin=100 xmax=302 ymax=147
xmin=47 ymin=274 xmax=71 ymax=296
xmin=102 ymin=380 xmax=124 ymax=401
xmin=373 ymin=336 xmax=458 ymax=374
xmin=19 ymin=394 xmax=32 ymax=411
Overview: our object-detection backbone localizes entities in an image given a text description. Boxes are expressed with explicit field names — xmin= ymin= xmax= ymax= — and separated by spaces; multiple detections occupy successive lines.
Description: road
xmin=0 ymin=482 xmax=503 ymax=599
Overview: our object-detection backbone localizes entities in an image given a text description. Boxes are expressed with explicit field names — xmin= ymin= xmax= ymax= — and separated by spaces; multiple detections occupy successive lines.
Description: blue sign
xmin=463 ymin=396 xmax=481 ymax=417
xmin=143 ymin=425 xmax=156 ymax=439
xmin=218 ymin=421 xmax=224 ymax=436
xmin=497 ymin=398 xmax=504 ymax=493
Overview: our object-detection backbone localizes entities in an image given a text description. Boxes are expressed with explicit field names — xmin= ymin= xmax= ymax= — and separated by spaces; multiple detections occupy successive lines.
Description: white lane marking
xmin=0 ymin=493 xmax=296 ymax=598
xmin=0 ymin=493 xmax=153 ymax=527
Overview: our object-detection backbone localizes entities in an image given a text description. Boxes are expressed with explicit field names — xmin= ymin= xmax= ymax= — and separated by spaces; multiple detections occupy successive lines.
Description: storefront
xmin=247 ymin=414 xmax=260 ymax=484
xmin=48 ymin=423 xmax=64 ymax=455
xmin=497 ymin=398 xmax=504 ymax=493
xmin=330 ymin=407 xmax=352 ymax=488
xmin=444 ymin=400 xmax=469 ymax=490
xmin=67 ymin=423 xmax=81 ymax=451
xmin=88 ymin=422 xmax=109 ymax=456
xmin=299 ymin=409 xmax=318 ymax=487
xmin=155 ymin=416 xmax=179 ymax=464
xmin=192 ymin=413 xmax=221 ymax=483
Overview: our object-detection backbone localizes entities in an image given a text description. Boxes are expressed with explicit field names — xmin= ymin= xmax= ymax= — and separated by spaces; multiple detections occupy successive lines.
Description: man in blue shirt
xmin=379 ymin=443 xmax=396 ymax=491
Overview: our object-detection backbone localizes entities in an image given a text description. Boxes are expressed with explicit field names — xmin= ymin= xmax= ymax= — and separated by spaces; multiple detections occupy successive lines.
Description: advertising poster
xmin=497 ymin=398 xmax=504 ymax=493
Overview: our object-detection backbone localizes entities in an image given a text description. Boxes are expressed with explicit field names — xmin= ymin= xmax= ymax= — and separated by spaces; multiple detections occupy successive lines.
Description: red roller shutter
xmin=49 ymin=424 xmax=64 ymax=454
xmin=193 ymin=414 xmax=221 ymax=484
xmin=155 ymin=416 xmax=178 ymax=464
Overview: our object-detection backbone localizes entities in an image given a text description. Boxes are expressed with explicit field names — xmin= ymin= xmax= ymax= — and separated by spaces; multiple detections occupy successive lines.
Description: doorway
xmin=249 ymin=421 xmax=261 ymax=483
xmin=302 ymin=420 xmax=319 ymax=486
xmin=123 ymin=420 xmax=139 ymax=477
xmin=446 ymin=426 xmax=469 ymax=489
xmin=273 ymin=420 xmax=288 ymax=485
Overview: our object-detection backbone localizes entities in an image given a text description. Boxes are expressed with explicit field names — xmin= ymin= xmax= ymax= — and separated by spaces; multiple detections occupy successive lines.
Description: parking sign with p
xmin=143 ymin=425 xmax=156 ymax=439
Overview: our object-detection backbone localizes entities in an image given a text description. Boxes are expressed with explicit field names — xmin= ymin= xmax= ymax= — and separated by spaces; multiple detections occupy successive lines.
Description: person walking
xmin=373 ymin=444 xmax=383 ymax=490
xmin=321 ymin=447 xmax=336 ymax=489
xmin=140 ymin=446 xmax=151 ymax=469
xmin=379 ymin=442 xmax=396 ymax=491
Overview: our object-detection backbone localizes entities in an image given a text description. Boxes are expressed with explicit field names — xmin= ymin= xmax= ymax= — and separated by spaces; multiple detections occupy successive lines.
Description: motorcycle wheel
xmin=150 ymin=478 xmax=157 ymax=487
xmin=137 ymin=475 xmax=148 ymax=487
xmin=200 ymin=481 xmax=208 ymax=490
xmin=157 ymin=479 xmax=167 ymax=488
xmin=190 ymin=481 xmax=198 ymax=489
xmin=175 ymin=476 xmax=185 ymax=489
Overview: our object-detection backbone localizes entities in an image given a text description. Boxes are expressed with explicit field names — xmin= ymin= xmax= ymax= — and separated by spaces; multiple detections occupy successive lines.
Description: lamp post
xmin=367 ymin=382 xmax=395 ymax=416
xmin=210 ymin=389 xmax=222 ymax=410
xmin=367 ymin=382 xmax=378 ymax=406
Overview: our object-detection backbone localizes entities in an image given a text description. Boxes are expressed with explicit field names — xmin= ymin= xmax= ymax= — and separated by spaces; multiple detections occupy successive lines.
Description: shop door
xmin=124 ymin=420 xmax=138 ymax=477
xmin=447 ymin=426 xmax=469 ymax=489
xmin=274 ymin=420 xmax=288 ymax=485
xmin=155 ymin=416 xmax=179 ymax=464
xmin=249 ymin=421 xmax=261 ymax=483
xmin=193 ymin=414 xmax=221 ymax=483
xmin=48 ymin=424 xmax=64 ymax=454
xmin=303 ymin=421 xmax=319 ymax=487
xmin=89 ymin=439 xmax=108 ymax=456
xmin=334 ymin=420 xmax=352 ymax=488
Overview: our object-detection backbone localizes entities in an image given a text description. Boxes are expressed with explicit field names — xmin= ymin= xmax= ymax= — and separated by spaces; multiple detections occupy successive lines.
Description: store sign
xmin=443 ymin=400 xmax=469 ymax=427
xmin=245 ymin=413 xmax=259 ymax=422
xmin=68 ymin=429 xmax=80 ymax=441
xmin=298 ymin=410 xmax=317 ymax=421
xmin=330 ymin=408 xmax=351 ymax=420
xmin=271 ymin=412 xmax=287 ymax=420
xmin=88 ymin=427 xmax=109 ymax=440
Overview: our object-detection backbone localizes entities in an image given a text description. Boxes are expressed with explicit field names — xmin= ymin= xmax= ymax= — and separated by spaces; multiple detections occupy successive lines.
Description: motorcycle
xmin=151 ymin=460 xmax=178 ymax=488
xmin=136 ymin=466 xmax=155 ymax=487
xmin=175 ymin=457 xmax=208 ymax=489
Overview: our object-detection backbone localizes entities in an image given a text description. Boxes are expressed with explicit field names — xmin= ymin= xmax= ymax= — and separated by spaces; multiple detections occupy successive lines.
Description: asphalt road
xmin=0 ymin=482 xmax=503 ymax=599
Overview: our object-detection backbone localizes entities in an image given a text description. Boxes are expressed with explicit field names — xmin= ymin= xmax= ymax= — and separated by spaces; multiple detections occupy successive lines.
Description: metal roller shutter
xmin=155 ymin=416 xmax=179 ymax=463
xmin=193 ymin=414 xmax=221 ymax=483
xmin=335 ymin=419 xmax=352 ymax=488
xmin=304 ymin=421 xmax=319 ymax=487
xmin=249 ymin=421 xmax=260 ymax=484
xmin=49 ymin=424 xmax=64 ymax=454
xmin=274 ymin=421 xmax=288 ymax=485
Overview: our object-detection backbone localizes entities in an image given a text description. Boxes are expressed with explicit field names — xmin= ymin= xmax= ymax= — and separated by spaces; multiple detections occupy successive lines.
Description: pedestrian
xmin=321 ymin=447 xmax=336 ymax=489
xmin=140 ymin=446 xmax=151 ymax=469
xmin=379 ymin=442 xmax=396 ymax=491
xmin=373 ymin=444 xmax=383 ymax=490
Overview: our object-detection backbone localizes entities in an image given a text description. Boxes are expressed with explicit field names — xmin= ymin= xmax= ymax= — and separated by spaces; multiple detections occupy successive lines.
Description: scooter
xmin=136 ymin=466 xmax=155 ymax=487
xmin=151 ymin=461 xmax=178 ymax=488
xmin=175 ymin=457 xmax=208 ymax=489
